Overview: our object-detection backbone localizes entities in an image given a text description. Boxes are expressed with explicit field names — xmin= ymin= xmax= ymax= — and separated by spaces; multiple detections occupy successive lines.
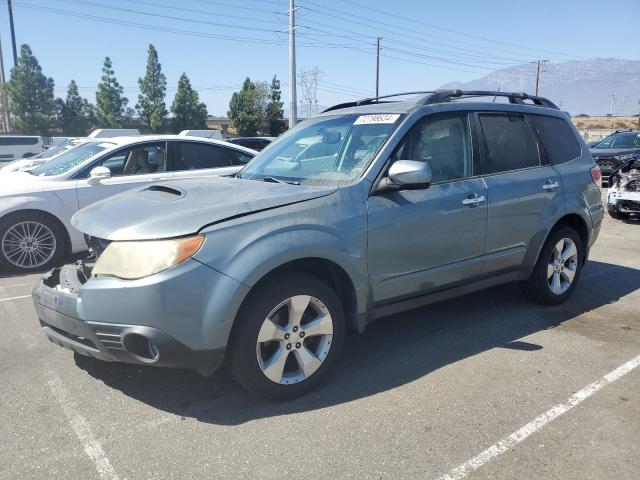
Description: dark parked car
xmin=590 ymin=131 xmax=640 ymax=181
xmin=227 ymin=137 xmax=275 ymax=151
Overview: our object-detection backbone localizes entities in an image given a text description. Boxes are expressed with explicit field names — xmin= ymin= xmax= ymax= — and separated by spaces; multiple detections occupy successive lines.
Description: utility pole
xmin=375 ymin=37 xmax=381 ymax=97
xmin=532 ymin=59 xmax=548 ymax=96
xmin=288 ymin=0 xmax=297 ymax=128
xmin=7 ymin=0 xmax=18 ymax=67
xmin=0 ymin=34 xmax=10 ymax=132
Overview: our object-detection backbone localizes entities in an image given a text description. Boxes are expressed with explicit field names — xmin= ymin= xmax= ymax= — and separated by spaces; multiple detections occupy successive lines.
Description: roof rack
xmin=322 ymin=89 xmax=558 ymax=113
xmin=322 ymin=91 xmax=437 ymax=112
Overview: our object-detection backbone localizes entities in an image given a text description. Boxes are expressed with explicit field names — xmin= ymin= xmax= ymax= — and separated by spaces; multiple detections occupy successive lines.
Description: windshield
xmin=30 ymin=141 xmax=114 ymax=176
xmin=240 ymin=113 xmax=402 ymax=185
xmin=34 ymin=141 xmax=74 ymax=159
xmin=594 ymin=133 xmax=640 ymax=149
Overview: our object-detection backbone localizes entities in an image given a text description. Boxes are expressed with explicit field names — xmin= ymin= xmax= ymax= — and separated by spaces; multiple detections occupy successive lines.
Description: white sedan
xmin=0 ymin=135 xmax=256 ymax=273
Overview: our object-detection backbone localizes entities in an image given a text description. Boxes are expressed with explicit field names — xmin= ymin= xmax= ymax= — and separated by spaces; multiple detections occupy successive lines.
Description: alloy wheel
xmin=547 ymin=237 xmax=578 ymax=295
xmin=1 ymin=221 xmax=57 ymax=269
xmin=256 ymin=295 xmax=334 ymax=385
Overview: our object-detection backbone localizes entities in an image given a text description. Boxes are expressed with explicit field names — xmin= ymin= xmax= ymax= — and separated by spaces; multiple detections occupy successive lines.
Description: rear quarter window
xmin=529 ymin=115 xmax=581 ymax=164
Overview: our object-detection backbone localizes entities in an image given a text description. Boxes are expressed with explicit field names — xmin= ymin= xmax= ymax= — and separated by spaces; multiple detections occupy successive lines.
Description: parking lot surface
xmin=1 ymin=205 xmax=639 ymax=479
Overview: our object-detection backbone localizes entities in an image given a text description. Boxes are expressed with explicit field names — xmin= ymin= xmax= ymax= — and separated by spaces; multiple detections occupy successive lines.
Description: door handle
xmin=542 ymin=180 xmax=560 ymax=190
xmin=462 ymin=194 xmax=486 ymax=206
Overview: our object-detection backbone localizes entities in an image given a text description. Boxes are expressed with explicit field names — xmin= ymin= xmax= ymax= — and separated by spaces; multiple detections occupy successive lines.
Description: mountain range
xmin=440 ymin=58 xmax=640 ymax=116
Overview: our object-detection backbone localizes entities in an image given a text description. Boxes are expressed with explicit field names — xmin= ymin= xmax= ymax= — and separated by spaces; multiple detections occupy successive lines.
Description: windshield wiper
xmin=263 ymin=176 xmax=300 ymax=185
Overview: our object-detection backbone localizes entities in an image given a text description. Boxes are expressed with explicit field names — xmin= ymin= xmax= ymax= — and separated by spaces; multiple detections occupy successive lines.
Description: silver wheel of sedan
xmin=547 ymin=237 xmax=578 ymax=295
xmin=256 ymin=295 xmax=334 ymax=385
xmin=1 ymin=220 xmax=57 ymax=269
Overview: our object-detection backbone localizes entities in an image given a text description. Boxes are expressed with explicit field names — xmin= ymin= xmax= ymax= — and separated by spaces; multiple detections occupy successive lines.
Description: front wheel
xmin=228 ymin=272 xmax=345 ymax=401
xmin=0 ymin=212 xmax=66 ymax=273
xmin=523 ymin=226 xmax=584 ymax=305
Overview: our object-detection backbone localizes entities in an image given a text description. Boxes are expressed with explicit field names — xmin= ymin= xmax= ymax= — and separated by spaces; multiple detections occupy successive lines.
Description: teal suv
xmin=33 ymin=90 xmax=603 ymax=400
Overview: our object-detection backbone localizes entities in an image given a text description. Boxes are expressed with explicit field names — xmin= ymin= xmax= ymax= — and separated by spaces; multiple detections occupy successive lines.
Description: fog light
xmin=123 ymin=333 xmax=159 ymax=361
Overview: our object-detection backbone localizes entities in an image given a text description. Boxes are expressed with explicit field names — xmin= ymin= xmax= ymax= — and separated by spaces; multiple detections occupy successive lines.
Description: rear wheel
xmin=228 ymin=272 xmax=345 ymax=401
xmin=0 ymin=212 xmax=66 ymax=273
xmin=607 ymin=204 xmax=630 ymax=220
xmin=523 ymin=226 xmax=584 ymax=305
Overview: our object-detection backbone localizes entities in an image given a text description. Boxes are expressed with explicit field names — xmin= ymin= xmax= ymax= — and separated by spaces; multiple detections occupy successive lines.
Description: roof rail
xmin=322 ymin=89 xmax=559 ymax=113
xmin=322 ymin=91 xmax=437 ymax=113
xmin=419 ymin=90 xmax=559 ymax=109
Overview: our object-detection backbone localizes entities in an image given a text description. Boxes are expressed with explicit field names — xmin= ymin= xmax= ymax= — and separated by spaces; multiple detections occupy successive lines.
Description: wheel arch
xmin=239 ymin=257 xmax=361 ymax=334
xmin=528 ymin=212 xmax=590 ymax=272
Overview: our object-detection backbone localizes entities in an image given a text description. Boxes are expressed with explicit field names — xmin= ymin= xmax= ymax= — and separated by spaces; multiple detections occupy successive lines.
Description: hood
xmin=590 ymin=148 xmax=640 ymax=157
xmin=72 ymin=176 xmax=338 ymax=241
xmin=0 ymin=171 xmax=59 ymax=193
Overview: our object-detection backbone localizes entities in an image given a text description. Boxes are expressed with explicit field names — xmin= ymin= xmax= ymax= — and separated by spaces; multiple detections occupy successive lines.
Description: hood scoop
xmin=138 ymin=184 xmax=185 ymax=201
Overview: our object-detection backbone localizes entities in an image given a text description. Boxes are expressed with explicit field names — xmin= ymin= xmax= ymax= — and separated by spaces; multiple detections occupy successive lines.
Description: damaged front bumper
xmin=32 ymin=261 xmax=231 ymax=373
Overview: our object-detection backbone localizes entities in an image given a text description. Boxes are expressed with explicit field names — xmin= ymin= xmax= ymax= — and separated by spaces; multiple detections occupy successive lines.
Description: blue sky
xmin=0 ymin=0 xmax=637 ymax=116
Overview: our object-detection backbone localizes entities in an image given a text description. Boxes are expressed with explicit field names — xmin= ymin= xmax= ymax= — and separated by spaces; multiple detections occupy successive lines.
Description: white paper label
xmin=354 ymin=114 xmax=400 ymax=125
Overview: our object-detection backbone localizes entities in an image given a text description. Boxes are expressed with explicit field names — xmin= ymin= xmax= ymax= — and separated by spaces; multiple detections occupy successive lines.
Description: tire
xmin=523 ymin=226 xmax=584 ymax=305
xmin=0 ymin=212 xmax=67 ymax=273
xmin=227 ymin=272 xmax=345 ymax=401
xmin=607 ymin=204 xmax=629 ymax=220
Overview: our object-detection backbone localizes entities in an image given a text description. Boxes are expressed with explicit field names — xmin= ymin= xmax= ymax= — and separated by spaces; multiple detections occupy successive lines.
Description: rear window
xmin=529 ymin=115 xmax=581 ymax=164
xmin=478 ymin=114 xmax=541 ymax=174
xmin=0 ymin=136 xmax=40 ymax=146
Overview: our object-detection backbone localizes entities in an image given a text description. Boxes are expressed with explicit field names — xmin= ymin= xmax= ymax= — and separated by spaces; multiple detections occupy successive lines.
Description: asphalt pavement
xmin=1 ymin=203 xmax=639 ymax=480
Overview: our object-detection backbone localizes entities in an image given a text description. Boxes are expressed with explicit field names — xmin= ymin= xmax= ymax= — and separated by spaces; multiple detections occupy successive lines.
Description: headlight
xmin=614 ymin=152 xmax=640 ymax=162
xmin=92 ymin=235 xmax=205 ymax=279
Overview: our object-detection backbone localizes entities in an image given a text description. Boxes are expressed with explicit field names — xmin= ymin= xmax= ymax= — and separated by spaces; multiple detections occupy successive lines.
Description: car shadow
xmin=73 ymin=260 xmax=640 ymax=425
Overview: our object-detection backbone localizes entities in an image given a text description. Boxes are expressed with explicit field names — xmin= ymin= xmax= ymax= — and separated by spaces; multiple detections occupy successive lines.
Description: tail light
xmin=590 ymin=165 xmax=602 ymax=191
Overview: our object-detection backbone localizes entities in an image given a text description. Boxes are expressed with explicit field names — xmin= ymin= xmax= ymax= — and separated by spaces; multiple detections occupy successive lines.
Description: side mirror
xmin=387 ymin=160 xmax=431 ymax=187
xmin=88 ymin=166 xmax=111 ymax=185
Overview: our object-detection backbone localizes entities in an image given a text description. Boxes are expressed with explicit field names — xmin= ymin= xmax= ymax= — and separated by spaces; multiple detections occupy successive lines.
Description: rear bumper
xmin=32 ymin=261 xmax=239 ymax=372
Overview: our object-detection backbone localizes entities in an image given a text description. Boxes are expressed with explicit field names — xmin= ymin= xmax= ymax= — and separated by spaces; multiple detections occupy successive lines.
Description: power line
xmin=55 ymin=0 xmax=280 ymax=33
xmin=340 ymin=0 xmax=586 ymax=60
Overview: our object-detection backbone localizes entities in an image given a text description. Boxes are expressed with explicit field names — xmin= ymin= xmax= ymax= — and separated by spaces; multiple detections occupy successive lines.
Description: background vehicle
xmin=0 ymin=135 xmax=44 ymax=162
xmin=178 ymin=129 xmax=223 ymax=140
xmin=0 ymin=135 xmax=255 ymax=272
xmin=590 ymin=130 xmax=640 ymax=181
xmin=88 ymin=129 xmax=140 ymax=138
xmin=607 ymin=157 xmax=640 ymax=219
xmin=33 ymin=90 xmax=603 ymax=400
xmin=227 ymin=136 xmax=275 ymax=151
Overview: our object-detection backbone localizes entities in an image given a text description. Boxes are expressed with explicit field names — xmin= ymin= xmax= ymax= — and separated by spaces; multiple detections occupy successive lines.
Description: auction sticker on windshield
xmin=354 ymin=114 xmax=400 ymax=125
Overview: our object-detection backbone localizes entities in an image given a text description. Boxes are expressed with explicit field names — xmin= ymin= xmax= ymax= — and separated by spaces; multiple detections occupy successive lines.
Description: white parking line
xmin=47 ymin=370 xmax=120 ymax=480
xmin=435 ymin=353 xmax=640 ymax=480
xmin=0 ymin=294 xmax=31 ymax=302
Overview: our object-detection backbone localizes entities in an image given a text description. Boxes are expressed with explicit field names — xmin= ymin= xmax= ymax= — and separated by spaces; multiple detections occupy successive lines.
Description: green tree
xmin=136 ymin=44 xmax=167 ymax=132
xmin=228 ymin=77 xmax=268 ymax=136
xmin=55 ymin=80 xmax=94 ymax=136
xmin=6 ymin=44 xmax=56 ymax=134
xmin=264 ymin=75 xmax=286 ymax=135
xmin=170 ymin=73 xmax=208 ymax=132
xmin=95 ymin=57 xmax=129 ymax=128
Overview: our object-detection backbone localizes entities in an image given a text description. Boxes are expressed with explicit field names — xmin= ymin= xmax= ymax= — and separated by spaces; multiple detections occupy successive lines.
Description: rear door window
xmin=529 ymin=115 xmax=581 ymax=164
xmin=477 ymin=113 xmax=541 ymax=174
xmin=171 ymin=142 xmax=232 ymax=170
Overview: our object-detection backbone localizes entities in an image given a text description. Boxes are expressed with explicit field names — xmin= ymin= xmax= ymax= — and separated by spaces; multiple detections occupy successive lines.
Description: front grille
xmin=91 ymin=324 xmax=126 ymax=351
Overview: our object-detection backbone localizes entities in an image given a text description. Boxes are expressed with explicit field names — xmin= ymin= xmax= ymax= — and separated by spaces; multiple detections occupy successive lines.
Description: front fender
xmin=194 ymin=191 xmax=370 ymax=319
